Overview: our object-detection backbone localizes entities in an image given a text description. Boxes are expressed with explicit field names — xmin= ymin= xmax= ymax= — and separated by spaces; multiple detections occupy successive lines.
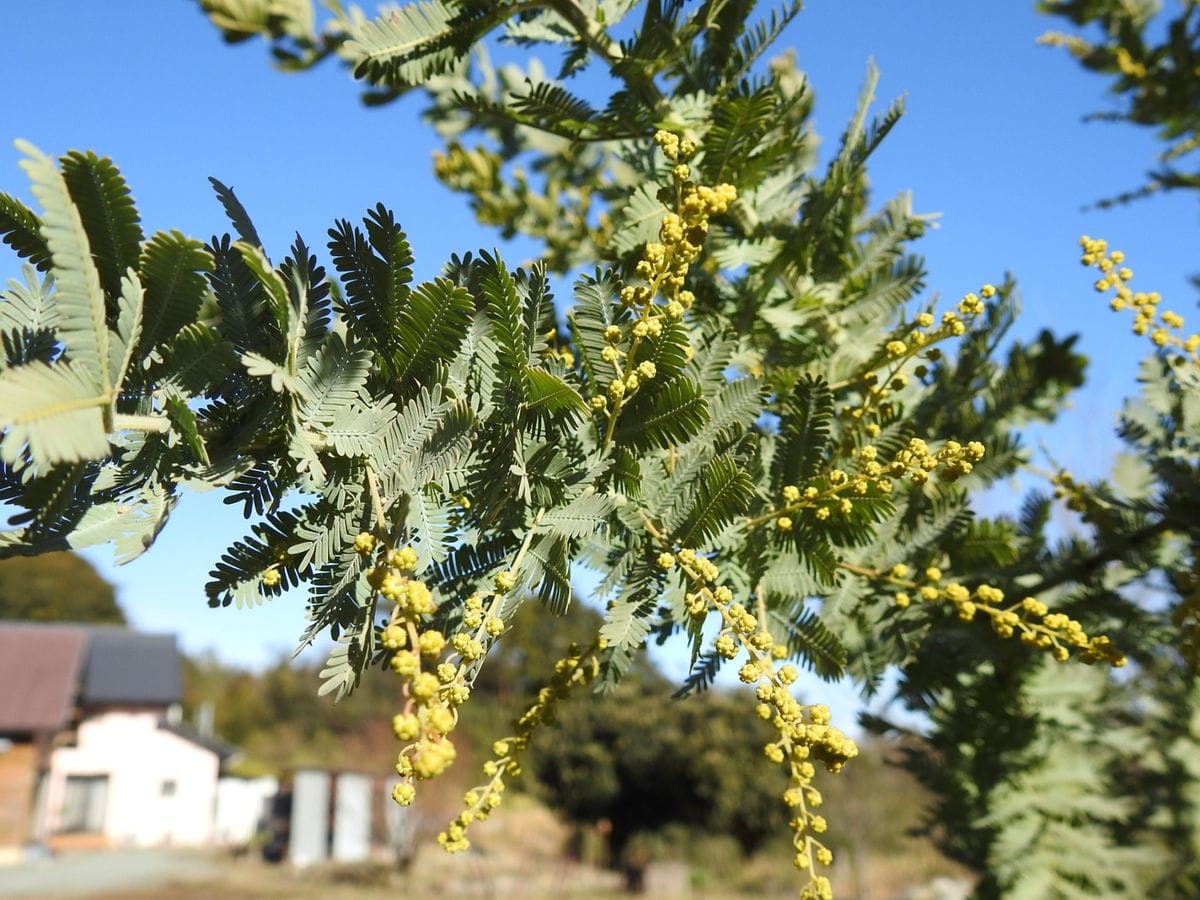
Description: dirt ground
xmin=1 ymin=795 xmax=971 ymax=900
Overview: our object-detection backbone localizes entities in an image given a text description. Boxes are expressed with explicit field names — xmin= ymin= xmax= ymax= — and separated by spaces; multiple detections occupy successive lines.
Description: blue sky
xmin=1 ymin=4 xmax=1195 ymax=720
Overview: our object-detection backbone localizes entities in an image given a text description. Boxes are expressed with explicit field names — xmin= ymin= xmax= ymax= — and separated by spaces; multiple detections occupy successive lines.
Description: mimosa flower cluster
xmin=754 ymin=438 xmax=986 ymax=533
xmin=438 ymin=640 xmax=602 ymax=853
xmin=1081 ymin=237 xmax=1200 ymax=360
xmin=881 ymin=563 xmax=1126 ymax=666
xmin=352 ymin=533 xmax=513 ymax=809
xmin=844 ymin=285 xmax=997 ymax=435
xmin=594 ymin=131 xmax=735 ymax=441
xmin=654 ymin=538 xmax=856 ymax=900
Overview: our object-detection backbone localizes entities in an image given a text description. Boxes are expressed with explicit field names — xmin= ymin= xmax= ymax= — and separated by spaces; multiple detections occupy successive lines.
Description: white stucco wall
xmin=41 ymin=710 xmax=219 ymax=846
xmin=214 ymin=776 xmax=277 ymax=846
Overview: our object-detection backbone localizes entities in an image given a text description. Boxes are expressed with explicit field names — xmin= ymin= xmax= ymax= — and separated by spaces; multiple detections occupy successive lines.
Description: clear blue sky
xmin=1 ymin=3 xmax=1194 ymax=712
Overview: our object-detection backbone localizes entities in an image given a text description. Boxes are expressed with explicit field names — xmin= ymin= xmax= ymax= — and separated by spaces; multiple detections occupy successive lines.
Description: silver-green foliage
xmin=6 ymin=3 xmax=1193 ymax=894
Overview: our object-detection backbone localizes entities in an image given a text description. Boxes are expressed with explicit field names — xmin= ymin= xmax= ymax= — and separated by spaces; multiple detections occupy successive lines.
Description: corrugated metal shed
xmin=0 ymin=624 xmax=87 ymax=732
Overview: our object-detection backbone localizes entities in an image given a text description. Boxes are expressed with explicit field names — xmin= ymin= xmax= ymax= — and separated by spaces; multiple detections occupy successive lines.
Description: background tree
xmin=0 ymin=551 xmax=124 ymax=623
xmin=1040 ymin=0 xmax=1200 ymax=204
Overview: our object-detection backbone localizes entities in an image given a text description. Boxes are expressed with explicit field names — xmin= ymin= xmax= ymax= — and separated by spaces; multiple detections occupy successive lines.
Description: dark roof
xmin=80 ymin=629 xmax=182 ymax=706
xmin=0 ymin=623 xmax=87 ymax=732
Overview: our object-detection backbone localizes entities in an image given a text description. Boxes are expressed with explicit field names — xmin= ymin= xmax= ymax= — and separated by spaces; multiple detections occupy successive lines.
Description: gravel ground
xmin=0 ymin=848 xmax=223 ymax=898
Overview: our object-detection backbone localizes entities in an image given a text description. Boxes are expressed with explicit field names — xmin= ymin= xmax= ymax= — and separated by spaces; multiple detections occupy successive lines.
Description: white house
xmin=39 ymin=709 xmax=222 ymax=846
xmin=0 ymin=623 xmax=236 ymax=853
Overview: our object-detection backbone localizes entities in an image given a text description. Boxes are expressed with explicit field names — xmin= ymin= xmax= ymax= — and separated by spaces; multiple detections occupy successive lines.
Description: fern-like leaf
xmin=0 ymin=361 xmax=110 ymax=467
xmin=138 ymin=231 xmax=213 ymax=355
xmin=541 ymin=492 xmax=615 ymax=541
xmin=17 ymin=141 xmax=110 ymax=390
xmin=615 ymin=376 xmax=709 ymax=451
xmin=769 ymin=606 xmax=847 ymax=679
xmin=0 ymin=192 xmax=50 ymax=269
xmin=394 ymin=277 xmax=473 ymax=385
xmin=772 ymin=374 xmax=833 ymax=488
xmin=346 ymin=1 xmax=497 ymax=88
xmin=60 ymin=151 xmax=143 ymax=306
xmin=673 ymin=454 xmax=755 ymax=546
xmin=525 ymin=367 xmax=587 ymax=423
xmin=207 ymin=176 xmax=263 ymax=248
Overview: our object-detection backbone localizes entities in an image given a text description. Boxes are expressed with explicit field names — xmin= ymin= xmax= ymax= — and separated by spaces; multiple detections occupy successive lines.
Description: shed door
xmin=60 ymin=774 xmax=108 ymax=833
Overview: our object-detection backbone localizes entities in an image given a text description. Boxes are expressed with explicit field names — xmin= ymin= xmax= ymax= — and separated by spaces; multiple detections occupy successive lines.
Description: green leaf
xmin=631 ymin=319 xmax=690 ymax=384
xmin=525 ymin=533 xmax=572 ymax=614
xmin=480 ymin=252 xmax=526 ymax=390
xmin=414 ymin=402 xmax=474 ymax=485
xmin=242 ymin=350 xmax=299 ymax=394
xmin=702 ymin=85 xmax=779 ymax=185
xmin=599 ymin=578 xmax=657 ymax=657
xmin=318 ymin=637 xmax=368 ymax=703
xmin=165 ymin=396 xmax=210 ymax=465
xmin=673 ymin=454 xmax=755 ymax=546
xmin=672 ymin=651 xmax=728 ymax=698
xmin=405 ymin=488 xmax=455 ymax=570
xmin=793 ymin=526 xmax=839 ymax=587
xmin=321 ymin=401 xmax=395 ymax=459
xmin=768 ymin=607 xmax=847 ymax=680
xmin=567 ymin=268 xmax=626 ymax=389
xmin=1 ymin=266 xmax=59 ymax=365
xmin=950 ymin=517 xmax=1020 ymax=568
xmin=615 ymin=376 xmax=709 ymax=451
xmin=60 ymin=151 xmax=143 ymax=305
xmin=608 ymin=184 xmax=665 ymax=255
xmin=207 ymin=176 xmax=263 ymax=248
xmin=66 ymin=485 xmax=174 ymax=564
xmin=207 ymin=233 xmax=273 ymax=353
xmin=772 ymin=374 xmax=833 ymax=487
xmin=108 ymin=269 xmax=143 ymax=395
xmin=524 ymin=367 xmax=587 ymax=421
xmin=394 ymin=277 xmax=473 ymax=384
xmin=346 ymin=2 xmax=499 ymax=89
xmin=0 ymin=360 xmax=109 ymax=468
xmin=296 ymin=332 xmax=373 ymax=428
xmin=138 ymin=231 xmax=214 ymax=355
xmin=158 ymin=323 xmax=237 ymax=395
xmin=327 ymin=205 xmax=414 ymax=374
xmin=17 ymin=140 xmax=110 ymax=391
xmin=759 ymin=557 xmax=824 ymax=602
xmin=541 ymin=492 xmax=616 ymax=540
xmin=0 ymin=192 xmax=50 ymax=270
xmin=235 ymin=241 xmax=291 ymax=338
xmin=509 ymin=80 xmax=597 ymax=131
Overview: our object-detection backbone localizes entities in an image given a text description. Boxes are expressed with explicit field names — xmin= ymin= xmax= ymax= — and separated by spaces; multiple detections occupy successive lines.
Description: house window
xmin=161 ymin=779 xmax=176 ymax=797
xmin=60 ymin=774 xmax=109 ymax=833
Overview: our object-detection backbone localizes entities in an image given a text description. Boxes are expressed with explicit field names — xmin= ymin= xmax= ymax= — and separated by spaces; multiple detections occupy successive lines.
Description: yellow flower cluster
xmin=1036 ymin=31 xmax=1091 ymax=59
xmin=885 ymin=565 xmax=1126 ymax=666
xmin=1081 ymin=237 xmax=1200 ymax=359
xmin=658 ymin=543 xmax=855 ymax=900
xmin=542 ymin=335 xmax=576 ymax=369
xmin=1038 ymin=33 xmax=1146 ymax=78
xmin=439 ymin=641 xmax=602 ymax=854
xmin=845 ymin=286 xmax=994 ymax=430
xmin=594 ymin=132 xmax=734 ymax=438
xmin=1049 ymin=471 xmax=1128 ymax=535
xmin=758 ymin=439 xmax=985 ymax=530
xmin=357 ymin=535 xmax=515 ymax=810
